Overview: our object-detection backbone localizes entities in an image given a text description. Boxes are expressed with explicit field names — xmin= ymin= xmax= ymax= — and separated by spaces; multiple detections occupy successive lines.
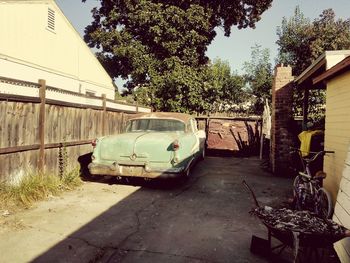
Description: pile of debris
xmin=251 ymin=206 xmax=347 ymax=237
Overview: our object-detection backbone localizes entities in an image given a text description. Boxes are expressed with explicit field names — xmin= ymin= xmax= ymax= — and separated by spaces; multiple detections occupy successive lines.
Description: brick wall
xmin=271 ymin=65 xmax=294 ymax=175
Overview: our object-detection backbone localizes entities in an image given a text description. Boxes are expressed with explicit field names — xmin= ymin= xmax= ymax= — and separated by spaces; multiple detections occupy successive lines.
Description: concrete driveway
xmin=0 ymin=156 xmax=292 ymax=263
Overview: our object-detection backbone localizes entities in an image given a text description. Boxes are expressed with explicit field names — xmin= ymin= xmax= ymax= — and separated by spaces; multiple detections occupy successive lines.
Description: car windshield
xmin=126 ymin=119 xmax=186 ymax=132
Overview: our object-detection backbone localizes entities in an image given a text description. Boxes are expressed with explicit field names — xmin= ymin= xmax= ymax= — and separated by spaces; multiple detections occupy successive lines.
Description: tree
xmin=311 ymin=9 xmax=350 ymax=60
xmin=276 ymin=7 xmax=313 ymax=76
xmin=276 ymin=7 xmax=350 ymax=124
xmin=205 ymin=58 xmax=246 ymax=113
xmin=83 ymin=0 xmax=272 ymax=112
xmin=276 ymin=7 xmax=350 ymax=76
xmin=243 ymin=44 xmax=273 ymax=114
xmin=148 ymin=63 xmax=211 ymax=113
xmin=126 ymin=59 xmax=245 ymax=114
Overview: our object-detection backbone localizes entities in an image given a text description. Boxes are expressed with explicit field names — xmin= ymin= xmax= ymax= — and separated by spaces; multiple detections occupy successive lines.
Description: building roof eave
xmin=313 ymin=56 xmax=350 ymax=85
xmin=294 ymin=53 xmax=326 ymax=86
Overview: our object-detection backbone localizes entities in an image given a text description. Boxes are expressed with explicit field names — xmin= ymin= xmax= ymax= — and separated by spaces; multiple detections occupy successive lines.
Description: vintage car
xmin=88 ymin=112 xmax=206 ymax=179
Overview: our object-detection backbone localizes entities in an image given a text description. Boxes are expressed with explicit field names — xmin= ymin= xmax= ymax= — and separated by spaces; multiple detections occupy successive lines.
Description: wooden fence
xmin=0 ymin=77 xmax=150 ymax=182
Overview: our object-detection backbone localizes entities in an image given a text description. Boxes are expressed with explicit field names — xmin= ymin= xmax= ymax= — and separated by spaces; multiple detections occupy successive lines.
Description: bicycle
xmin=291 ymin=149 xmax=334 ymax=219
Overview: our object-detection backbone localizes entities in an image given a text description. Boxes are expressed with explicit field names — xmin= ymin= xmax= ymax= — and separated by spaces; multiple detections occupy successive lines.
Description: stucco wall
xmin=0 ymin=0 xmax=115 ymax=99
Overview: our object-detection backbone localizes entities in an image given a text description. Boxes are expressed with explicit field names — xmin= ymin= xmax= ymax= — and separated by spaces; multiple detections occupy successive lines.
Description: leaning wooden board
xmin=333 ymin=144 xmax=350 ymax=263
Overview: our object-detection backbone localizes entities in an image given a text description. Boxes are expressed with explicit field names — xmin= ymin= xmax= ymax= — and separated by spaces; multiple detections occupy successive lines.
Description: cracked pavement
xmin=0 ymin=157 xmax=292 ymax=263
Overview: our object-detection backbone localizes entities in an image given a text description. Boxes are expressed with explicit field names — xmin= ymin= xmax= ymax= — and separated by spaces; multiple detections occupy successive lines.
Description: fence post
xmin=38 ymin=79 xmax=46 ymax=173
xmin=102 ymin=94 xmax=106 ymax=135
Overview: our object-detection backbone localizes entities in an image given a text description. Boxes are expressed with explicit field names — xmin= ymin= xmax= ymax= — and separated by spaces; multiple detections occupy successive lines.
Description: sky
xmin=56 ymin=0 xmax=350 ymax=87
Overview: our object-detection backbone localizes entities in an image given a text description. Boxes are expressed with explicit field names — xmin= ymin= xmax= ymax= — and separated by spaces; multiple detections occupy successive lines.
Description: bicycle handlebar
xmin=289 ymin=147 xmax=334 ymax=164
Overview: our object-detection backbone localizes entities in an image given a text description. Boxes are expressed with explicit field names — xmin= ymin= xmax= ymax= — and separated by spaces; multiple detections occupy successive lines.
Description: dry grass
xmin=0 ymin=168 xmax=82 ymax=210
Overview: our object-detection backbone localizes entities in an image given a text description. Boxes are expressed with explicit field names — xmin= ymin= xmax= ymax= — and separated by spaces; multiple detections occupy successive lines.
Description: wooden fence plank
xmin=0 ymin=102 xmax=129 ymax=179
xmin=38 ymin=79 xmax=46 ymax=173
xmin=0 ymin=77 xmax=150 ymax=180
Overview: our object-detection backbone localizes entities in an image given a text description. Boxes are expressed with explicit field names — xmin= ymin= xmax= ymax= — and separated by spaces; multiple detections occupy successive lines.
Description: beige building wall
xmin=324 ymin=71 xmax=350 ymax=199
xmin=0 ymin=0 xmax=115 ymax=98
xmin=323 ymin=71 xmax=350 ymax=263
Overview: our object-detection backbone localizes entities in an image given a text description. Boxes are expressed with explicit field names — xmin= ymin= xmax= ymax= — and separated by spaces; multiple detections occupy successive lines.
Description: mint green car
xmin=88 ymin=112 xmax=206 ymax=179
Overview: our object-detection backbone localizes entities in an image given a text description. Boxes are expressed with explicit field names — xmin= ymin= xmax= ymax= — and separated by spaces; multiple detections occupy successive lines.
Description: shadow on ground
xmin=32 ymin=156 xmax=295 ymax=263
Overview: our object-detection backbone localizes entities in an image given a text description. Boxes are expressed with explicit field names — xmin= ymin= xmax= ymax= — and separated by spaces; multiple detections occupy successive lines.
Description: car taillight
xmin=173 ymin=140 xmax=180 ymax=151
xmin=91 ymin=139 xmax=97 ymax=148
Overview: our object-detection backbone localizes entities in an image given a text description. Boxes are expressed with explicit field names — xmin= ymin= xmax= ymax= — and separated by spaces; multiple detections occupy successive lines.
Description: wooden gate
xmin=196 ymin=117 xmax=262 ymax=155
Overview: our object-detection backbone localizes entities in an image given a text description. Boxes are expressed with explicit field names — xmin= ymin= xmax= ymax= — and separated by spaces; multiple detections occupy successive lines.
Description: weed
xmin=0 ymin=168 xmax=82 ymax=210
xmin=58 ymin=138 xmax=68 ymax=178
xmin=59 ymin=167 xmax=82 ymax=190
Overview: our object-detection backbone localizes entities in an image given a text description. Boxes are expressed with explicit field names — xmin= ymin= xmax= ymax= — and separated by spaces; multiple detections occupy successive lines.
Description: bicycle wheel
xmin=292 ymin=175 xmax=303 ymax=210
xmin=293 ymin=175 xmax=301 ymax=197
xmin=316 ymin=188 xmax=333 ymax=219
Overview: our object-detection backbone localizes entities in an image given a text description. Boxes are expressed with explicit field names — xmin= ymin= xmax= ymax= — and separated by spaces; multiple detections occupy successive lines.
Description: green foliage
xmin=59 ymin=168 xmax=83 ymax=190
xmin=83 ymin=0 xmax=272 ymax=112
xmin=311 ymin=9 xmax=350 ymax=62
xmin=114 ymin=91 xmax=123 ymax=100
xmin=243 ymin=44 xmax=273 ymax=114
xmin=0 ymin=169 xmax=82 ymax=209
xmin=133 ymin=86 xmax=150 ymax=106
xmin=277 ymin=7 xmax=350 ymax=76
xmin=205 ymin=59 xmax=246 ymax=113
xmin=145 ymin=62 xmax=211 ymax=113
xmin=276 ymin=7 xmax=313 ymax=76
xmin=290 ymin=83 xmax=326 ymax=126
xmin=125 ymin=59 xmax=246 ymax=114
xmin=277 ymin=7 xmax=350 ymax=124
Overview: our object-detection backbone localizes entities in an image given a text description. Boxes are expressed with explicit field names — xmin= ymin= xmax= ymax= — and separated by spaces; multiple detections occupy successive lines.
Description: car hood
xmin=98 ymin=132 xmax=181 ymax=163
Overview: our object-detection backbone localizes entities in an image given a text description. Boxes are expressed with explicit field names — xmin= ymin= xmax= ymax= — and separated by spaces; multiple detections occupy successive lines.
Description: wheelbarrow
xmin=242 ymin=180 xmax=349 ymax=262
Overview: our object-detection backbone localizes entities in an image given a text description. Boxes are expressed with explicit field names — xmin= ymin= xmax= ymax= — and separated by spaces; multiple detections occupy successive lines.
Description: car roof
xmin=128 ymin=112 xmax=193 ymax=123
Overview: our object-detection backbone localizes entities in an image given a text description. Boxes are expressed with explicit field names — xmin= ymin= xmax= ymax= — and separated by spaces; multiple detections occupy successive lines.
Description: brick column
xmin=271 ymin=65 xmax=294 ymax=175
